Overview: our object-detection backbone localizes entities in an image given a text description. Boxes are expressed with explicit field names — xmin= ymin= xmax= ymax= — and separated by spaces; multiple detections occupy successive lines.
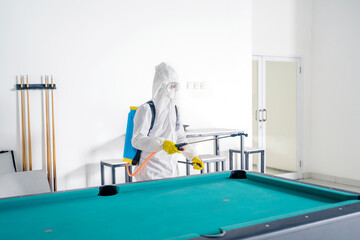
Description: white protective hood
xmin=152 ymin=62 xmax=179 ymax=111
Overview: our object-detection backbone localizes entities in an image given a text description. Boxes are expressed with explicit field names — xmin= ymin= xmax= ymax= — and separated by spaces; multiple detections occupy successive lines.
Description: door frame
xmin=252 ymin=55 xmax=303 ymax=179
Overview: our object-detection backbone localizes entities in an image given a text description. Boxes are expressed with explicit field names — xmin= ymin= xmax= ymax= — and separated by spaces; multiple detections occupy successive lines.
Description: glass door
xmin=253 ymin=56 xmax=302 ymax=179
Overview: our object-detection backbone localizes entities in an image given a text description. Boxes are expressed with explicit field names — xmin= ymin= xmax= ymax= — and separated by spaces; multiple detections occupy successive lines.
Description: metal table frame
xmin=185 ymin=128 xmax=245 ymax=173
xmin=229 ymin=148 xmax=265 ymax=173
xmin=100 ymin=160 xmax=132 ymax=185
xmin=100 ymin=128 xmax=246 ymax=184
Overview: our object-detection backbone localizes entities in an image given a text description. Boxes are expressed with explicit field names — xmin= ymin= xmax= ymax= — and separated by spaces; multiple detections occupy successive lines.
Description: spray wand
xmin=176 ymin=132 xmax=248 ymax=167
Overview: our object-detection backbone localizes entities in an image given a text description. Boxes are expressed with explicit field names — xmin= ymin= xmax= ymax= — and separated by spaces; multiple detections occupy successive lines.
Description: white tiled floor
xmin=253 ymin=164 xmax=360 ymax=193
xmin=300 ymin=178 xmax=360 ymax=193
xmin=265 ymin=168 xmax=290 ymax=176
xmin=252 ymin=165 xmax=291 ymax=175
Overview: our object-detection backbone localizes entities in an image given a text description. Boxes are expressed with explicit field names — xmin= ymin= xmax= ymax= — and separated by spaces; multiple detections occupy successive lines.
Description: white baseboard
xmin=301 ymin=172 xmax=311 ymax=179
xmin=302 ymin=172 xmax=360 ymax=188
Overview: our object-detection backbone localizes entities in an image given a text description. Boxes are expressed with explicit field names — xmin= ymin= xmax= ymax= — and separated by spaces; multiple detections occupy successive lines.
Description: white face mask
xmin=166 ymin=82 xmax=179 ymax=99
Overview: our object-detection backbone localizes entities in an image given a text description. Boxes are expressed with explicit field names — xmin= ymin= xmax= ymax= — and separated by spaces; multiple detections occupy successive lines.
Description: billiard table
xmin=1 ymin=170 xmax=360 ymax=240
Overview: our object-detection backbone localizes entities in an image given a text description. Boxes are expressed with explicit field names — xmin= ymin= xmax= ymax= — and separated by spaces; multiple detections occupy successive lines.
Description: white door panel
xmin=252 ymin=56 xmax=301 ymax=179
xmin=266 ymin=61 xmax=297 ymax=171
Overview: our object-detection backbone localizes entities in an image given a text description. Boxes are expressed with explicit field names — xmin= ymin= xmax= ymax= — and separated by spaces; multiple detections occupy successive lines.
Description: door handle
xmin=258 ymin=109 xmax=263 ymax=122
xmin=263 ymin=109 xmax=267 ymax=122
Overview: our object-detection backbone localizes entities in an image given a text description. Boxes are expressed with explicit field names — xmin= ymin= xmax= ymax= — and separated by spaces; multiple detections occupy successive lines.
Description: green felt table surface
xmin=0 ymin=172 xmax=358 ymax=240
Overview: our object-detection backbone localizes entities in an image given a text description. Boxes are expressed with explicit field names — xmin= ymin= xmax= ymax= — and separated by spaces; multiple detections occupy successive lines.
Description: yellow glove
xmin=192 ymin=156 xmax=204 ymax=170
xmin=163 ymin=140 xmax=181 ymax=155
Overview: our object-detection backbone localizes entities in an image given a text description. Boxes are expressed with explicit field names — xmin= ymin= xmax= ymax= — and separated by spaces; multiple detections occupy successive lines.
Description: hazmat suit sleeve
xmin=175 ymin=108 xmax=197 ymax=161
xmin=132 ymin=104 xmax=164 ymax=152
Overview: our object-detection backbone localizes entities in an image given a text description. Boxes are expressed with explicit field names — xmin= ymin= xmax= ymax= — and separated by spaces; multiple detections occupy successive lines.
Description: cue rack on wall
xmin=15 ymin=75 xmax=57 ymax=191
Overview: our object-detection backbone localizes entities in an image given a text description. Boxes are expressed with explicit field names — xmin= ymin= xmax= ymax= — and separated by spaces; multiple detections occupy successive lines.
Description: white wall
xmin=0 ymin=0 xmax=252 ymax=190
xmin=252 ymin=0 xmax=313 ymax=173
xmin=310 ymin=0 xmax=360 ymax=180
xmin=253 ymin=0 xmax=313 ymax=57
xmin=253 ymin=0 xmax=360 ymax=181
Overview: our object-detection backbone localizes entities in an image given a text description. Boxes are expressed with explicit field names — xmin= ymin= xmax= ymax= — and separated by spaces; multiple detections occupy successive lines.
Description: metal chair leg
xmin=111 ymin=166 xmax=116 ymax=184
xmin=100 ymin=162 xmax=105 ymax=185
xmin=186 ymin=159 xmax=190 ymax=176
xmin=241 ymin=152 xmax=244 ymax=170
xmin=229 ymin=150 xmax=233 ymax=170
xmin=261 ymin=151 xmax=265 ymax=173
xmin=245 ymin=153 xmax=249 ymax=170
xmin=129 ymin=166 xmax=132 ymax=182
xmin=124 ymin=167 xmax=128 ymax=183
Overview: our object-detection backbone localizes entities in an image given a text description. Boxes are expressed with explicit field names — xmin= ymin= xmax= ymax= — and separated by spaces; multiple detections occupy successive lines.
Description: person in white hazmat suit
xmin=132 ymin=62 xmax=204 ymax=181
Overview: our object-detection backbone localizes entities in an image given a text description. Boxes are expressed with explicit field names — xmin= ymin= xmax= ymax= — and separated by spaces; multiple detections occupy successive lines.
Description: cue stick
xmin=26 ymin=75 xmax=33 ymax=171
xmin=20 ymin=76 xmax=26 ymax=171
xmin=45 ymin=76 xmax=51 ymax=184
xmin=51 ymin=76 xmax=57 ymax=191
